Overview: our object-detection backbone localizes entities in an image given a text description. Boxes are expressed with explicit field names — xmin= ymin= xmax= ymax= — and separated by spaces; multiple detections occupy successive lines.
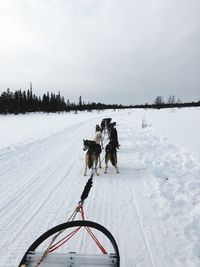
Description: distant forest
xmin=0 ymin=87 xmax=123 ymax=114
xmin=0 ymin=86 xmax=199 ymax=114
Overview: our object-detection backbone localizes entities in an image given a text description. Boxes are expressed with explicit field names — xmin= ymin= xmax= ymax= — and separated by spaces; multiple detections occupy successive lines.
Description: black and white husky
xmin=83 ymin=139 xmax=102 ymax=176
xmin=101 ymin=118 xmax=112 ymax=134
xmin=108 ymin=122 xmax=119 ymax=149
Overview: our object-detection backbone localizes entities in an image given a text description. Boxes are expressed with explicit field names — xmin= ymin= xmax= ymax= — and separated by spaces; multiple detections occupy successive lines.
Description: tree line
xmin=129 ymin=95 xmax=200 ymax=109
xmin=0 ymin=88 xmax=199 ymax=114
xmin=0 ymin=88 xmax=123 ymax=114
xmin=0 ymin=88 xmax=67 ymax=114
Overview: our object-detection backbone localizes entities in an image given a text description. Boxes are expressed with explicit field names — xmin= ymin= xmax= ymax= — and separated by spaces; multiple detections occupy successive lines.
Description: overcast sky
xmin=0 ymin=0 xmax=199 ymax=105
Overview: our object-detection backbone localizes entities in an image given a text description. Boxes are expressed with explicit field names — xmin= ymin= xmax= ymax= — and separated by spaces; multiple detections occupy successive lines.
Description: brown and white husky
xmin=83 ymin=139 xmax=102 ymax=176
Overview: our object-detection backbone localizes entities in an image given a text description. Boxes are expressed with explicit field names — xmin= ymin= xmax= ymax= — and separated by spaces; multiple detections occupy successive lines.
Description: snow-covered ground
xmin=0 ymin=107 xmax=200 ymax=267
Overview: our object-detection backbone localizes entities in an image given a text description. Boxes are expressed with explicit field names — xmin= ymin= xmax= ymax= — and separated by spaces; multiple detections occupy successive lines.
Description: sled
xmin=19 ymin=220 xmax=120 ymax=267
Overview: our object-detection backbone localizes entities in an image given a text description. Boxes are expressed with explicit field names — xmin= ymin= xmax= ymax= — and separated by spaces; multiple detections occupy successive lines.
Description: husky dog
xmin=94 ymin=130 xmax=103 ymax=146
xmin=104 ymin=140 xmax=119 ymax=174
xmin=83 ymin=139 xmax=102 ymax=176
xmin=94 ymin=131 xmax=103 ymax=167
xmin=107 ymin=122 xmax=116 ymax=135
xmin=101 ymin=118 xmax=112 ymax=134
xmin=109 ymin=122 xmax=119 ymax=149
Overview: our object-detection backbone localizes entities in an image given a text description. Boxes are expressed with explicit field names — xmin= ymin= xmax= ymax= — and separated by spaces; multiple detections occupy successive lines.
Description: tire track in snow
xmin=128 ymin=179 xmax=155 ymax=267
xmin=0 ymin=138 xmax=75 ymax=221
xmin=5 ymin=157 xmax=85 ymax=265
xmin=0 ymin=156 xmax=79 ymax=253
xmin=0 ymin=147 xmax=79 ymax=251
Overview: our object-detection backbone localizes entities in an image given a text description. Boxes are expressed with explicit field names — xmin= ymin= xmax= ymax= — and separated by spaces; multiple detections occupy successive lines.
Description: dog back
xmin=109 ymin=127 xmax=119 ymax=148
xmin=94 ymin=143 xmax=102 ymax=155
xmin=87 ymin=143 xmax=101 ymax=169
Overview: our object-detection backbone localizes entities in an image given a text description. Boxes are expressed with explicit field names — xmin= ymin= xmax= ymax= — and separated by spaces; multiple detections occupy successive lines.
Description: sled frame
xmin=25 ymin=251 xmax=117 ymax=266
xmin=19 ymin=220 xmax=120 ymax=267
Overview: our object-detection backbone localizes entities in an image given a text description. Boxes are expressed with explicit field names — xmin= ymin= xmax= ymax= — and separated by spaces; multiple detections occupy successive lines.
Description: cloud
xmin=0 ymin=0 xmax=199 ymax=104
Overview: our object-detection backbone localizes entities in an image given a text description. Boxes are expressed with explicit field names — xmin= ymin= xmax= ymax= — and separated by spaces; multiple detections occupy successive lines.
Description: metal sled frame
xmin=19 ymin=220 xmax=120 ymax=267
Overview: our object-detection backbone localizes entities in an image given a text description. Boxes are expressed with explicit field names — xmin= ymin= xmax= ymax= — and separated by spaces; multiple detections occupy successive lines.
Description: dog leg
xmin=101 ymin=137 xmax=104 ymax=149
xmin=95 ymin=159 xmax=99 ymax=176
xmin=104 ymin=154 xmax=109 ymax=174
xmin=84 ymin=155 xmax=88 ymax=176
xmin=99 ymin=155 xmax=102 ymax=168
xmin=114 ymin=154 xmax=119 ymax=173
xmin=115 ymin=165 xmax=119 ymax=173
xmin=84 ymin=165 xmax=87 ymax=176
xmin=104 ymin=162 xmax=108 ymax=174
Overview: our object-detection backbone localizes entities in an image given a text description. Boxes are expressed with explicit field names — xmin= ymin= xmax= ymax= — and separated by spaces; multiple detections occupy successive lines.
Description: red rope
xmin=81 ymin=207 xmax=108 ymax=254
xmin=84 ymin=226 xmax=108 ymax=254
xmin=49 ymin=227 xmax=81 ymax=252
xmin=49 ymin=206 xmax=107 ymax=254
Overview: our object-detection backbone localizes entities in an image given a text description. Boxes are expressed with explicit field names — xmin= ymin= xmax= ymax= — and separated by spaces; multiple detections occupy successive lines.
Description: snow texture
xmin=0 ymin=108 xmax=200 ymax=267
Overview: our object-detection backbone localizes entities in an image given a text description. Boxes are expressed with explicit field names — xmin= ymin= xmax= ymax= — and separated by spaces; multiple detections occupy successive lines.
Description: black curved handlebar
xmin=19 ymin=220 xmax=120 ymax=267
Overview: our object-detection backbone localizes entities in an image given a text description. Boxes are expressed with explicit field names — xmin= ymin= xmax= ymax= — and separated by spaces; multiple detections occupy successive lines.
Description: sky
xmin=0 ymin=0 xmax=200 ymax=105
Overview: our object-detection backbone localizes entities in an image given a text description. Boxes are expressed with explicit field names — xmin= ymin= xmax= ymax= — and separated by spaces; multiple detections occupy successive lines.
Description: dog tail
xmin=88 ymin=154 xmax=93 ymax=169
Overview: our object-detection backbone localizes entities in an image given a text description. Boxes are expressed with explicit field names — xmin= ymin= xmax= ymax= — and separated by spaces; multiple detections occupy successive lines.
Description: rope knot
xmin=76 ymin=201 xmax=84 ymax=212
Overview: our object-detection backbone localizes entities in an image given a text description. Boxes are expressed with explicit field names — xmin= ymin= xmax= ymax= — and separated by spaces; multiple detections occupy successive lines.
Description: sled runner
xmin=19 ymin=220 xmax=120 ymax=267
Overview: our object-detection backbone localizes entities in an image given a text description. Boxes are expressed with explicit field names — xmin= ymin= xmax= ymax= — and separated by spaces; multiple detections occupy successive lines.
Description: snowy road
xmin=0 ymin=109 xmax=200 ymax=267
